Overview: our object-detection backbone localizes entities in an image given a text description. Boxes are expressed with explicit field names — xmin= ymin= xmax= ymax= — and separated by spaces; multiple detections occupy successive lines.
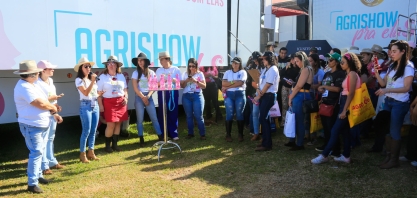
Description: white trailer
xmin=0 ymin=0 xmax=261 ymax=124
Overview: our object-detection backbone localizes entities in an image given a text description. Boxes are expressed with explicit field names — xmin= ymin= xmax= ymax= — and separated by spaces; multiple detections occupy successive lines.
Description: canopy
xmin=277 ymin=40 xmax=332 ymax=55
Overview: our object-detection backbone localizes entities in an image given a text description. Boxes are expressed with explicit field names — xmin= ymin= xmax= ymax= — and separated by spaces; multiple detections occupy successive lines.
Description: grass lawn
xmin=1 ymin=95 xmax=417 ymax=197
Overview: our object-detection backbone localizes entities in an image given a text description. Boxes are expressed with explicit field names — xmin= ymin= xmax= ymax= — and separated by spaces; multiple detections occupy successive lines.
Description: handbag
xmin=310 ymin=112 xmax=323 ymax=133
xmin=318 ymin=100 xmax=336 ymax=117
xmin=347 ymin=74 xmax=376 ymax=127
xmin=269 ymin=101 xmax=281 ymax=117
xmin=302 ymin=67 xmax=319 ymax=113
xmin=284 ymin=107 xmax=296 ymax=138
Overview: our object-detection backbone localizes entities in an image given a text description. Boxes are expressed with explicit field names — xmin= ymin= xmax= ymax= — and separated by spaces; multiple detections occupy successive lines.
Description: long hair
xmin=137 ymin=59 xmax=150 ymax=79
xmin=343 ymin=52 xmax=362 ymax=74
xmin=187 ymin=58 xmax=199 ymax=75
xmin=294 ymin=51 xmax=309 ymax=71
xmin=309 ymin=53 xmax=320 ymax=74
xmin=390 ymin=40 xmax=411 ymax=81
xmin=76 ymin=64 xmax=91 ymax=80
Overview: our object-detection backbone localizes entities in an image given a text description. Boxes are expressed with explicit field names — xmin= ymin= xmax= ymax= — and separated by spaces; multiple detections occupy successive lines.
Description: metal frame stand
xmin=151 ymin=89 xmax=182 ymax=161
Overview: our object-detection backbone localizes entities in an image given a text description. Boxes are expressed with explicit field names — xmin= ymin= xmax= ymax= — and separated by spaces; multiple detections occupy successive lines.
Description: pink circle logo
xmin=0 ymin=92 xmax=5 ymax=117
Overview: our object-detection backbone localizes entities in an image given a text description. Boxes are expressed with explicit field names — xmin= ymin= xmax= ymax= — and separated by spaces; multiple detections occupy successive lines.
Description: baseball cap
xmin=325 ymin=53 xmax=341 ymax=62
xmin=37 ymin=60 xmax=57 ymax=69
xmin=231 ymin=57 xmax=242 ymax=63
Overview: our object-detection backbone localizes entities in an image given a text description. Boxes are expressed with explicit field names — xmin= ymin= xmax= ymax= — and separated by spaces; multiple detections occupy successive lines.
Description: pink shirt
xmin=341 ymin=73 xmax=361 ymax=95
xmin=199 ymin=66 xmax=218 ymax=83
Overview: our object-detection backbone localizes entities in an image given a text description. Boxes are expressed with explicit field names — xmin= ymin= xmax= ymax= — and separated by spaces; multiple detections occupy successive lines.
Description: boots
xmin=105 ymin=137 xmax=113 ymax=153
xmin=237 ymin=120 xmax=244 ymax=142
xmin=158 ymin=134 xmax=164 ymax=141
xmin=79 ymin=152 xmax=90 ymax=163
xmin=379 ymin=136 xmax=392 ymax=166
xmin=380 ymin=139 xmax=401 ymax=169
xmin=225 ymin=120 xmax=233 ymax=142
xmin=112 ymin=135 xmax=121 ymax=151
xmin=139 ymin=136 xmax=145 ymax=147
xmin=251 ymin=134 xmax=260 ymax=141
xmin=87 ymin=149 xmax=100 ymax=161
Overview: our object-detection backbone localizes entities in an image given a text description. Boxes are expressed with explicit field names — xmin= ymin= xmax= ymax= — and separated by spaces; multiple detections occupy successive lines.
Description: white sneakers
xmin=311 ymin=154 xmax=351 ymax=164
xmin=334 ymin=155 xmax=351 ymax=163
xmin=311 ymin=154 xmax=329 ymax=164
xmin=172 ymin=137 xmax=179 ymax=141
xmin=399 ymin=156 xmax=410 ymax=162
xmin=411 ymin=161 xmax=417 ymax=167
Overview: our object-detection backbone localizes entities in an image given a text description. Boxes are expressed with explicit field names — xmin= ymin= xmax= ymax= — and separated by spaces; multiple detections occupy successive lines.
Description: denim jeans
xmin=382 ymin=97 xmax=410 ymax=140
xmin=225 ymin=90 xmax=246 ymax=121
xmin=135 ymin=94 xmax=162 ymax=136
xmin=19 ymin=123 xmax=49 ymax=186
xmin=322 ymin=95 xmax=352 ymax=158
xmin=79 ymin=100 xmax=99 ymax=152
xmin=41 ymin=116 xmax=58 ymax=170
xmin=182 ymin=92 xmax=206 ymax=136
xmin=260 ymin=93 xmax=276 ymax=148
xmin=157 ymin=90 xmax=179 ymax=138
xmin=290 ymin=91 xmax=311 ymax=146
xmin=252 ymin=103 xmax=260 ymax=134
xmin=320 ymin=103 xmax=341 ymax=154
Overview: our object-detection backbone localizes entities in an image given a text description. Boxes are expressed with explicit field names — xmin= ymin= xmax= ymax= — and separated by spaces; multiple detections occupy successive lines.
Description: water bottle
xmin=167 ymin=74 xmax=172 ymax=90
xmin=247 ymin=96 xmax=259 ymax=106
xmin=160 ymin=74 xmax=165 ymax=90
xmin=175 ymin=73 xmax=181 ymax=89
xmin=153 ymin=75 xmax=157 ymax=90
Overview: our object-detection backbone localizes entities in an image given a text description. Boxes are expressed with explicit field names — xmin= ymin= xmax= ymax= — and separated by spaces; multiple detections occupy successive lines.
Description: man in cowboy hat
xmin=14 ymin=60 xmax=63 ymax=193
xmin=371 ymin=44 xmax=384 ymax=65
xmin=155 ymin=51 xmax=182 ymax=140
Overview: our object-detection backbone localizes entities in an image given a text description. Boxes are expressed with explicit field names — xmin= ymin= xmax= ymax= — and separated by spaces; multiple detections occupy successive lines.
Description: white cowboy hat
xmin=37 ymin=60 xmax=57 ymax=69
xmin=158 ymin=51 xmax=171 ymax=59
xmin=13 ymin=60 xmax=43 ymax=75
xmin=102 ymin=55 xmax=123 ymax=67
xmin=347 ymin=46 xmax=361 ymax=55
xmin=74 ymin=57 xmax=95 ymax=72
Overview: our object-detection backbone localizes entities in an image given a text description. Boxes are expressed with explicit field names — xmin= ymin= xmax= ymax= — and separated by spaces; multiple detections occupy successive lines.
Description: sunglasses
xmin=44 ymin=68 xmax=54 ymax=71
xmin=188 ymin=65 xmax=196 ymax=68
xmin=328 ymin=58 xmax=334 ymax=62
xmin=340 ymin=61 xmax=345 ymax=65
xmin=84 ymin=65 xmax=92 ymax=68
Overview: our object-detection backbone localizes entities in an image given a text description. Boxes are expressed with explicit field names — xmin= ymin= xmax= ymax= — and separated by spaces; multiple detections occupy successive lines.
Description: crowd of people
xmin=13 ymin=39 xmax=417 ymax=193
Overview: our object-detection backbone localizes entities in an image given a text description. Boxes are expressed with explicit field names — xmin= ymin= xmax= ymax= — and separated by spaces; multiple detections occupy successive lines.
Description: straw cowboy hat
xmin=371 ymin=44 xmax=383 ymax=54
xmin=13 ymin=60 xmax=43 ymax=75
xmin=158 ymin=51 xmax=171 ymax=59
xmin=37 ymin=60 xmax=57 ymax=69
xmin=132 ymin=53 xmax=150 ymax=66
xmin=102 ymin=55 xmax=123 ymax=67
xmin=74 ymin=57 xmax=95 ymax=72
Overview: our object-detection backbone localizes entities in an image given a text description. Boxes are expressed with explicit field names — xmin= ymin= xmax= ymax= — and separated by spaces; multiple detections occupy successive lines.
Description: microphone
xmin=89 ymin=72 xmax=100 ymax=81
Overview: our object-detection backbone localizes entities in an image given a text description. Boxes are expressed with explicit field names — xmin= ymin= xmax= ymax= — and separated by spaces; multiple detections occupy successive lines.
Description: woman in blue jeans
xmin=74 ymin=57 xmax=100 ymax=163
xmin=254 ymin=51 xmax=279 ymax=151
xmin=287 ymin=51 xmax=313 ymax=151
xmin=222 ymin=57 xmax=247 ymax=142
xmin=131 ymin=53 xmax=163 ymax=146
xmin=311 ymin=52 xmax=362 ymax=164
xmin=374 ymin=40 xmax=414 ymax=169
xmin=181 ymin=58 xmax=207 ymax=139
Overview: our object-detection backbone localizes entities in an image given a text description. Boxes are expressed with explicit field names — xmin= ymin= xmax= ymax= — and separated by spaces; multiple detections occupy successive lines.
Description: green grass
xmin=1 ymin=99 xmax=417 ymax=197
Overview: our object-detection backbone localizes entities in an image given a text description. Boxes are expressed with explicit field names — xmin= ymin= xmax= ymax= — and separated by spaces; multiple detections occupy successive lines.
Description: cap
xmin=325 ymin=53 xmax=341 ymax=62
xmin=231 ymin=57 xmax=242 ymax=63
xmin=252 ymin=51 xmax=262 ymax=60
xmin=37 ymin=60 xmax=57 ymax=69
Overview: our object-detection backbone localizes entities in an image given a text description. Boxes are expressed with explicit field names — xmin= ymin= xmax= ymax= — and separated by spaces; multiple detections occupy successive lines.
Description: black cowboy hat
xmin=132 ymin=53 xmax=150 ymax=66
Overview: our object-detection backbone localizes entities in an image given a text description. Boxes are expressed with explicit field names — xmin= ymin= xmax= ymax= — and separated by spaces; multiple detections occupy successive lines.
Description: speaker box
xmin=296 ymin=15 xmax=309 ymax=40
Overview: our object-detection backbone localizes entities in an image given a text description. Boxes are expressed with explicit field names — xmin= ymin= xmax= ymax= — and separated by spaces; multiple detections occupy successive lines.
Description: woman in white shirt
xmin=37 ymin=60 xmax=65 ymax=174
xmin=222 ymin=57 xmax=247 ymax=142
xmin=97 ymin=55 xmax=128 ymax=153
xmin=156 ymin=51 xmax=182 ymax=140
xmin=374 ymin=40 xmax=414 ymax=169
xmin=254 ymin=51 xmax=279 ymax=151
xmin=180 ymin=58 xmax=207 ymax=140
xmin=131 ymin=53 xmax=163 ymax=146
xmin=74 ymin=57 xmax=100 ymax=163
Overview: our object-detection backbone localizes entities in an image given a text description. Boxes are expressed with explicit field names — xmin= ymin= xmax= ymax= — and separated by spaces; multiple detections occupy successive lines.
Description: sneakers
xmin=411 ymin=161 xmax=417 ymax=167
xmin=334 ymin=155 xmax=351 ymax=163
xmin=399 ymin=156 xmax=410 ymax=162
xmin=27 ymin=185 xmax=43 ymax=193
xmin=38 ymin=177 xmax=49 ymax=184
xmin=311 ymin=154 xmax=329 ymax=164
xmin=172 ymin=137 xmax=179 ymax=141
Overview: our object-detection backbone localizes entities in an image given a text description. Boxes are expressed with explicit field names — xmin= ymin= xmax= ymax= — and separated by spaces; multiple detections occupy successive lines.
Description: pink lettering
xmin=382 ymin=28 xmax=389 ymax=38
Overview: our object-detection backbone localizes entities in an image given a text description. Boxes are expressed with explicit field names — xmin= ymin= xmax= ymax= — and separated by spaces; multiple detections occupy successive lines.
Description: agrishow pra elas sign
xmin=0 ymin=0 xmax=227 ymax=70
xmin=312 ymin=0 xmax=417 ymax=50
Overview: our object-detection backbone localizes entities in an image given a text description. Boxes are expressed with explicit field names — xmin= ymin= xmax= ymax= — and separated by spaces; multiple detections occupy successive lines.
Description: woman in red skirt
xmin=97 ymin=55 xmax=128 ymax=153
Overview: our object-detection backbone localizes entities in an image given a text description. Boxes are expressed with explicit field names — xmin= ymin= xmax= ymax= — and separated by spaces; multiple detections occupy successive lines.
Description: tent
xmin=277 ymin=40 xmax=333 ymax=56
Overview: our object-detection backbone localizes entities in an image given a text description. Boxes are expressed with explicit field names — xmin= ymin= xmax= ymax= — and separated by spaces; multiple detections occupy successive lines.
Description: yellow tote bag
xmin=348 ymin=83 xmax=376 ymax=128
xmin=310 ymin=112 xmax=323 ymax=133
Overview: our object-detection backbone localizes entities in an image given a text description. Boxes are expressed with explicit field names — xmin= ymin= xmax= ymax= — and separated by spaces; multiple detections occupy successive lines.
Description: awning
xmin=277 ymin=40 xmax=333 ymax=55
xmin=272 ymin=7 xmax=306 ymax=17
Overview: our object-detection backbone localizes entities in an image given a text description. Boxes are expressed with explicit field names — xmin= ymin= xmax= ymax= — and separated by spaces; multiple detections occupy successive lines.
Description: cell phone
xmin=373 ymin=56 xmax=379 ymax=65
xmin=59 ymin=93 xmax=64 ymax=97
xmin=188 ymin=75 xmax=192 ymax=78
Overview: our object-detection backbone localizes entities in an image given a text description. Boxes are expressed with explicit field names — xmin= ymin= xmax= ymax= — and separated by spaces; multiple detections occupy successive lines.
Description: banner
xmin=312 ymin=0 xmax=417 ymax=50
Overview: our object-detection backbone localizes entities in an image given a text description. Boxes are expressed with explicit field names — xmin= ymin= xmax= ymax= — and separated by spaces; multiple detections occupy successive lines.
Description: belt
xmin=264 ymin=92 xmax=275 ymax=95
xmin=298 ymin=89 xmax=310 ymax=93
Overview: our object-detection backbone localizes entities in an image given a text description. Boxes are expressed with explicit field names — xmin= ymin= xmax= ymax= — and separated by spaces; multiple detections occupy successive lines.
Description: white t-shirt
xmin=155 ymin=66 xmax=182 ymax=82
xmin=75 ymin=78 xmax=99 ymax=100
xmin=97 ymin=73 xmax=127 ymax=98
xmin=132 ymin=69 xmax=156 ymax=93
xmin=181 ymin=72 xmax=205 ymax=93
xmin=222 ymin=70 xmax=247 ymax=91
xmin=14 ymin=79 xmax=51 ymax=128
xmin=37 ymin=77 xmax=57 ymax=104
xmin=259 ymin=65 xmax=280 ymax=93
xmin=385 ymin=62 xmax=414 ymax=102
